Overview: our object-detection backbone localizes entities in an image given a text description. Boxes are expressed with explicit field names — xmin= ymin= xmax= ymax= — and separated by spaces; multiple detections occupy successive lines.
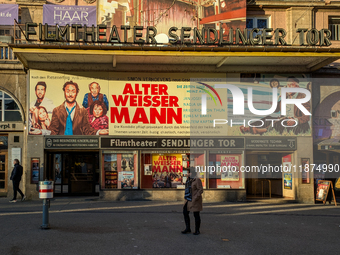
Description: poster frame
xmin=30 ymin=157 xmax=40 ymax=184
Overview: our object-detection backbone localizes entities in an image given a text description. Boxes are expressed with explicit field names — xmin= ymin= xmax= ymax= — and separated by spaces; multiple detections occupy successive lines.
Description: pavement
xmin=0 ymin=197 xmax=340 ymax=255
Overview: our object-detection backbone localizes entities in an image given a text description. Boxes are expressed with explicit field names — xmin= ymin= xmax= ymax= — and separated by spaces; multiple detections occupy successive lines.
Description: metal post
xmin=39 ymin=180 xmax=53 ymax=229
xmin=41 ymin=198 xmax=50 ymax=229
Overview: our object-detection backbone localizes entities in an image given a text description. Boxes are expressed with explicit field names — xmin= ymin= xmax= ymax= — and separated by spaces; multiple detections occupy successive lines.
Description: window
xmin=246 ymin=17 xmax=269 ymax=29
xmin=246 ymin=16 xmax=270 ymax=42
xmin=102 ymin=151 xmax=138 ymax=189
xmin=0 ymin=30 xmax=10 ymax=35
xmin=141 ymin=152 xmax=206 ymax=189
xmin=329 ymin=17 xmax=340 ymax=40
xmin=0 ymin=91 xmax=22 ymax=121
xmin=208 ymin=153 xmax=245 ymax=189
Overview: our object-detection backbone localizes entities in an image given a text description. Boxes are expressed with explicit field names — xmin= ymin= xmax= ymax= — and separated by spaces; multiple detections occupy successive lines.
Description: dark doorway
xmin=246 ymin=152 xmax=291 ymax=199
xmin=45 ymin=151 xmax=99 ymax=196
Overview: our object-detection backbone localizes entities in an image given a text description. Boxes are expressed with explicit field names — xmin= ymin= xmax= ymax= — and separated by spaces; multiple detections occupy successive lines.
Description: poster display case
xmin=140 ymin=151 xmax=205 ymax=189
xmin=102 ymin=151 xmax=138 ymax=189
xmin=208 ymin=152 xmax=245 ymax=189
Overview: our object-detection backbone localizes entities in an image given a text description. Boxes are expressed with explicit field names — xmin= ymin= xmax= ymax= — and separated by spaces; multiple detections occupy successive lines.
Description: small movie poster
xmin=220 ymin=155 xmax=240 ymax=181
xmin=316 ymin=181 xmax=330 ymax=200
xmin=144 ymin=164 xmax=152 ymax=175
xmin=121 ymin=154 xmax=134 ymax=171
xmin=119 ymin=171 xmax=135 ymax=189
xmin=284 ymin=173 xmax=292 ymax=190
xmin=104 ymin=154 xmax=117 ymax=171
xmin=31 ymin=158 xmax=40 ymax=184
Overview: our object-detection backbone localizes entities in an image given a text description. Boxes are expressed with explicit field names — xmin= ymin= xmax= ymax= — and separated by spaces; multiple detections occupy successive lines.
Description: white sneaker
xmin=21 ymin=196 xmax=26 ymax=202
xmin=9 ymin=199 xmax=17 ymax=203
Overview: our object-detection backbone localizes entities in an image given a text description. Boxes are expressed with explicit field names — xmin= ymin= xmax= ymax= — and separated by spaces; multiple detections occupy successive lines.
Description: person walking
xmin=9 ymin=159 xmax=25 ymax=203
xmin=182 ymin=167 xmax=203 ymax=235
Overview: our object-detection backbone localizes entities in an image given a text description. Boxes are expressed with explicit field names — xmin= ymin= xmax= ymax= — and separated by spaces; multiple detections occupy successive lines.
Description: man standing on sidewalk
xmin=9 ymin=159 xmax=25 ymax=203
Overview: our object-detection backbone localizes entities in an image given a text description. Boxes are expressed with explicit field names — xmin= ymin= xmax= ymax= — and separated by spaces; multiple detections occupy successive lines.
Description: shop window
xmin=102 ymin=151 xmax=138 ymax=189
xmin=208 ymin=153 xmax=245 ymax=189
xmin=0 ymin=91 xmax=22 ymax=121
xmin=329 ymin=17 xmax=340 ymax=40
xmin=141 ymin=152 xmax=206 ymax=189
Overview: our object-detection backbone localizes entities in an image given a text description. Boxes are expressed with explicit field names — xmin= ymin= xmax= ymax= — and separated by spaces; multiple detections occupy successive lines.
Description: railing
xmin=0 ymin=44 xmax=17 ymax=61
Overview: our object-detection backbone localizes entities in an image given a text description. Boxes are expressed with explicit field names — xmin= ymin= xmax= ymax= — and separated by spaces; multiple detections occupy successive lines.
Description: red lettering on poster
xmin=110 ymin=107 xmax=130 ymax=123
xmin=132 ymin=108 xmax=149 ymax=124
xmin=112 ymin=95 xmax=129 ymax=106
xmin=111 ymin=83 xmax=182 ymax=124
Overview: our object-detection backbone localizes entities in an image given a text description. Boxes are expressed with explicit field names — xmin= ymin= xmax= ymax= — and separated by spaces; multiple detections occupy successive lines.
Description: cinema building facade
xmin=1 ymin=0 xmax=340 ymax=203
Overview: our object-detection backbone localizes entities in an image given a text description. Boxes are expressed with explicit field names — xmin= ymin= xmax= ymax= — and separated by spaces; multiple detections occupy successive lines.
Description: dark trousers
xmin=183 ymin=202 xmax=200 ymax=229
xmin=13 ymin=180 xmax=24 ymax=200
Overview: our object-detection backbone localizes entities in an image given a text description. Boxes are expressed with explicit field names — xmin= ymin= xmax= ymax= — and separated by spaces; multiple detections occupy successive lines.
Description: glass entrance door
xmin=46 ymin=152 xmax=99 ymax=196
xmin=0 ymin=153 xmax=7 ymax=193
xmin=68 ymin=154 xmax=96 ymax=194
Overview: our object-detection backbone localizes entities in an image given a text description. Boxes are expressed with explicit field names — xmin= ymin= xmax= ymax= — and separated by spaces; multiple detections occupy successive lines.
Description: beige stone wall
xmin=295 ymin=136 xmax=314 ymax=203
xmin=286 ymin=7 xmax=313 ymax=45
xmin=0 ymin=69 xmax=27 ymax=198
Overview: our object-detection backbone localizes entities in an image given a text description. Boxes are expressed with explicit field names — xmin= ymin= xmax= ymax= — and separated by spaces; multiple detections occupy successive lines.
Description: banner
xmin=98 ymin=0 xmax=246 ymax=41
xmin=43 ymin=5 xmax=96 ymax=26
xmin=29 ymin=70 xmax=226 ymax=136
xmin=29 ymin=70 xmax=311 ymax=137
xmin=0 ymin=4 xmax=18 ymax=26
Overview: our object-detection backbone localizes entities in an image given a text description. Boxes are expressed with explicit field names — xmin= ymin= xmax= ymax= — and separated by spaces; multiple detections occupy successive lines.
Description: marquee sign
xmin=23 ymin=23 xmax=332 ymax=46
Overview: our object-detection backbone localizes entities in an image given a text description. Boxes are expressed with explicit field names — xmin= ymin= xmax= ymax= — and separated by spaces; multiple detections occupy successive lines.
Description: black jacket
xmin=10 ymin=164 xmax=23 ymax=181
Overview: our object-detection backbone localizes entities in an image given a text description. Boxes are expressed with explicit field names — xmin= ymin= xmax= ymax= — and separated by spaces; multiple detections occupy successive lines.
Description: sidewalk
xmin=0 ymin=197 xmax=339 ymax=255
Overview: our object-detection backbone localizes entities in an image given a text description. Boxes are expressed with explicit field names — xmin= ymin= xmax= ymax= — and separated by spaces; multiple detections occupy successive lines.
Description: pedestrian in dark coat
xmin=182 ymin=167 xmax=203 ymax=235
xmin=10 ymin=159 xmax=25 ymax=203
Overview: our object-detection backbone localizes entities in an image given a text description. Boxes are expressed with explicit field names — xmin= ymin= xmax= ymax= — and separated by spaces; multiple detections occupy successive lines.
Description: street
xmin=0 ymin=198 xmax=339 ymax=255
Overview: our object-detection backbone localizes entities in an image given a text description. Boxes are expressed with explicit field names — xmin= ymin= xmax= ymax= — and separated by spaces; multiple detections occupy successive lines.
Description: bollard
xmin=39 ymin=180 xmax=54 ymax=229
xmin=41 ymin=198 xmax=50 ymax=229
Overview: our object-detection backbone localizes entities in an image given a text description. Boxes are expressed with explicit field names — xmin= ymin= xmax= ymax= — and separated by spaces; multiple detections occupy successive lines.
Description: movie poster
xmin=29 ymin=70 xmax=110 ymax=136
xmin=152 ymin=154 xmax=183 ymax=188
xmin=118 ymin=171 xmax=135 ymax=189
xmin=284 ymin=173 xmax=292 ymax=190
xmin=54 ymin=154 xmax=62 ymax=184
xmin=144 ymin=164 xmax=152 ymax=175
xmin=121 ymin=154 xmax=134 ymax=171
xmin=225 ymin=74 xmax=312 ymax=136
xmin=316 ymin=181 xmax=330 ymax=200
xmin=31 ymin=158 xmax=40 ymax=184
xmin=104 ymin=154 xmax=117 ymax=171
xmin=220 ymin=155 xmax=240 ymax=181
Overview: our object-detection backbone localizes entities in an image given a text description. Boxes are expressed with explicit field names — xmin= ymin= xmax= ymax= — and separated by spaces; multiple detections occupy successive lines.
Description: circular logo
xmin=46 ymin=139 xmax=53 ymax=148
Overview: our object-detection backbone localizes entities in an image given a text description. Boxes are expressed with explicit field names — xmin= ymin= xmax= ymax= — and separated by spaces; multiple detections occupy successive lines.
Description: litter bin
xmin=39 ymin=181 xmax=54 ymax=229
